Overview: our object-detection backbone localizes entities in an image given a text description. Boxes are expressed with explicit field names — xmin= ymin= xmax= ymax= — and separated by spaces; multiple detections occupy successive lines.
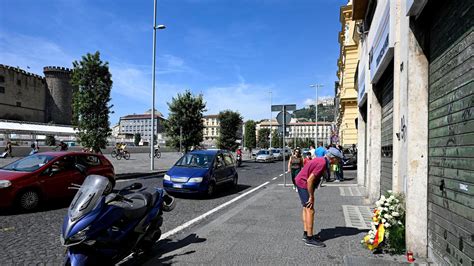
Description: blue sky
xmin=0 ymin=0 xmax=346 ymax=124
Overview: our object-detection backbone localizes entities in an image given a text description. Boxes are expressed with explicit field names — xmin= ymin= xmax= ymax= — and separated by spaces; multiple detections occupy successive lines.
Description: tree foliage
xmin=257 ymin=128 xmax=270 ymax=148
xmin=71 ymin=51 xmax=113 ymax=153
xmin=293 ymin=104 xmax=335 ymax=122
xmin=134 ymin=133 xmax=141 ymax=146
xmin=45 ymin=135 xmax=56 ymax=146
xmin=244 ymin=120 xmax=257 ymax=150
xmin=271 ymin=129 xmax=283 ymax=148
xmin=217 ymin=110 xmax=243 ymax=151
xmin=164 ymin=90 xmax=206 ymax=153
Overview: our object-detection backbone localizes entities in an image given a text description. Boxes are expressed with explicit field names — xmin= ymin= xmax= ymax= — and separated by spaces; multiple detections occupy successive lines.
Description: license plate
xmin=173 ymin=184 xmax=183 ymax=188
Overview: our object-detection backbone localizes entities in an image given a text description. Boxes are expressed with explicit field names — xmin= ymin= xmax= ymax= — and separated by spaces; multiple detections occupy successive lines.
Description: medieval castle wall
xmin=0 ymin=64 xmax=74 ymax=125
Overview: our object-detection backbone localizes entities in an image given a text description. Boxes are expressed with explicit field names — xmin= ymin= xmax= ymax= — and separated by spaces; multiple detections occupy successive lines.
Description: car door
xmin=223 ymin=153 xmax=235 ymax=182
xmin=213 ymin=153 xmax=227 ymax=184
xmin=41 ymin=156 xmax=82 ymax=198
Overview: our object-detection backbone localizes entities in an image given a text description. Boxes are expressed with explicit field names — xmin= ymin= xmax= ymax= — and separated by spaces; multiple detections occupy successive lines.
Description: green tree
xmin=71 ymin=51 xmax=113 ymax=153
xmin=45 ymin=135 xmax=56 ymax=146
xmin=217 ymin=110 xmax=243 ymax=151
xmin=244 ymin=120 xmax=257 ymax=150
xmin=271 ymin=129 xmax=282 ymax=148
xmin=134 ymin=133 xmax=141 ymax=146
xmin=164 ymin=90 xmax=206 ymax=153
xmin=257 ymin=128 xmax=270 ymax=148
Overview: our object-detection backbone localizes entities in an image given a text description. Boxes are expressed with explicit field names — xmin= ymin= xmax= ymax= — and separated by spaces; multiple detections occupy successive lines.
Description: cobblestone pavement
xmin=0 ymin=158 xmax=286 ymax=264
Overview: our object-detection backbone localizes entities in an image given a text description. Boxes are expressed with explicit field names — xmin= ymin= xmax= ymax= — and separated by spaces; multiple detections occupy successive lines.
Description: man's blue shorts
xmin=297 ymin=187 xmax=310 ymax=207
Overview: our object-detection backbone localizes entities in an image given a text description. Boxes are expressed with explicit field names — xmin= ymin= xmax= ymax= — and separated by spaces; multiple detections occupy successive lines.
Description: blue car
xmin=163 ymin=150 xmax=238 ymax=196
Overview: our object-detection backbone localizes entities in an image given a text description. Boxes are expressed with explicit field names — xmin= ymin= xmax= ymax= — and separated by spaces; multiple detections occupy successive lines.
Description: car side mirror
xmin=74 ymin=164 xmax=87 ymax=176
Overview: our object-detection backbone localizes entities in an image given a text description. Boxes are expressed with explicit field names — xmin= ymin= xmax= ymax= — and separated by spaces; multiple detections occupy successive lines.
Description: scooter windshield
xmin=68 ymin=175 xmax=109 ymax=221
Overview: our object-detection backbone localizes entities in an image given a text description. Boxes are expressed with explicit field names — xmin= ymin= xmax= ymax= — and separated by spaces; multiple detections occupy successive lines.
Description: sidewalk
xmin=146 ymin=179 xmax=414 ymax=265
xmin=0 ymin=152 xmax=181 ymax=178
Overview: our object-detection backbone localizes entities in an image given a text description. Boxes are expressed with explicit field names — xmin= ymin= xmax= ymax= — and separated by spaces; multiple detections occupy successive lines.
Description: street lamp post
xmin=310 ymin=84 xmax=323 ymax=147
xmin=269 ymin=90 xmax=272 ymax=149
xmin=150 ymin=0 xmax=166 ymax=170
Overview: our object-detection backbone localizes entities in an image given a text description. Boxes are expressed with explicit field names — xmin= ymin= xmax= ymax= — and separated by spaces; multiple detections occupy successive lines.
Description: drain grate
xmin=342 ymin=205 xmax=372 ymax=229
xmin=339 ymin=187 xmax=363 ymax=196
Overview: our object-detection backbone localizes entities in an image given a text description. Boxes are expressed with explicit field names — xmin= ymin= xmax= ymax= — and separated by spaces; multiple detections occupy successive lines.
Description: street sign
xmin=276 ymin=111 xmax=291 ymax=125
xmin=271 ymin=104 xmax=297 ymax=112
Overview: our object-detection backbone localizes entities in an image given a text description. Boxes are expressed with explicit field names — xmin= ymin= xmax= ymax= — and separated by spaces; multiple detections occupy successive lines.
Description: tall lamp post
xmin=309 ymin=84 xmax=323 ymax=147
xmin=269 ymin=90 xmax=272 ymax=149
xmin=150 ymin=0 xmax=166 ymax=170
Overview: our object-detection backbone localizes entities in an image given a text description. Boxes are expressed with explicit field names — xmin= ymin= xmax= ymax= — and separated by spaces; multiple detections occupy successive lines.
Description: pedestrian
xmin=309 ymin=145 xmax=316 ymax=159
xmin=4 ymin=141 xmax=13 ymax=158
xmin=288 ymin=149 xmax=304 ymax=190
xmin=334 ymin=145 xmax=345 ymax=182
xmin=295 ymin=147 xmax=343 ymax=247
xmin=303 ymin=152 xmax=312 ymax=166
xmin=29 ymin=143 xmax=39 ymax=155
xmin=315 ymin=141 xmax=327 ymax=157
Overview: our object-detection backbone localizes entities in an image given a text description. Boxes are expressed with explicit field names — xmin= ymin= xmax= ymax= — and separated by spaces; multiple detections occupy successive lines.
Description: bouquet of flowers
xmin=362 ymin=191 xmax=405 ymax=253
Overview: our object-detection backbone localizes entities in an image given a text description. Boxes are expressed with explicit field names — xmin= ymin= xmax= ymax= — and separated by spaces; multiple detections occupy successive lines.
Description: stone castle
xmin=0 ymin=64 xmax=74 ymax=125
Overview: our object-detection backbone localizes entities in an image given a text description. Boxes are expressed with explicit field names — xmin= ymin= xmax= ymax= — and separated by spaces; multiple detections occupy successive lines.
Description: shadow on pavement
xmin=318 ymin=227 xmax=368 ymax=241
xmin=0 ymin=197 xmax=71 ymax=216
xmin=124 ymin=233 xmax=206 ymax=265
xmin=170 ymin=184 xmax=251 ymax=200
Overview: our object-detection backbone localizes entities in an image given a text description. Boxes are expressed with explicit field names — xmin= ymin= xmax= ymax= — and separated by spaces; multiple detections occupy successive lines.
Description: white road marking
xmin=160 ymin=181 xmax=270 ymax=240
xmin=272 ymin=177 xmax=278 ymax=180
xmin=279 ymin=174 xmax=283 ymax=176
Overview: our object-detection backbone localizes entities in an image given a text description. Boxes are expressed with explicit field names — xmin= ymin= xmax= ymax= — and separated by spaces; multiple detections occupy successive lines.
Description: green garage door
xmin=427 ymin=1 xmax=473 ymax=265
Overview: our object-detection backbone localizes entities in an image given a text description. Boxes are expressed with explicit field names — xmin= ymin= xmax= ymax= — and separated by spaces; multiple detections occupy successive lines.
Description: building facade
xmin=256 ymin=119 xmax=333 ymax=146
xmin=0 ymin=64 xmax=74 ymax=125
xmin=118 ymin=109 xmax=166 ymax=145
xmin=353 ymin=0 xmax=473 ymax=264
xmin=202 ymin=115 xmax=220 ymax=146
xmin=336 ymin=3 xmax=360 ymax=147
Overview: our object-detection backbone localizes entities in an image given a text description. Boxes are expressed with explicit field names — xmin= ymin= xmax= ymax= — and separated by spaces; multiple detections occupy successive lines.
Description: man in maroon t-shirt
xmin=295 ymin=147 xmax=343 ymax=247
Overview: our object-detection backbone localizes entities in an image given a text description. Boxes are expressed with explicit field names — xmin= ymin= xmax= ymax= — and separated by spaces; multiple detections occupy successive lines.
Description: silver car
xmin=255 ymin=150 xmax=274 ymax=162
xmin=271 ymin=149 xmax=283 ymax=160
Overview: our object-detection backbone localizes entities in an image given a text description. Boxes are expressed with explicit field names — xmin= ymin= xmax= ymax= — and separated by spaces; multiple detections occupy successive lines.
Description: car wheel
xmin=116 ymin=153 xmax=122 ymax=160
xmin=17 ymin=190 xmax=40 ymax=211
xmin=156 ymin=151 xmax=161 ymax=159
xmin=232 ymin=174 xmax=238 ymax=188
xmin=111 ymin=150 xmax=117 ymax=158
xmin=206 ymin=182 xmax=216 ymax=198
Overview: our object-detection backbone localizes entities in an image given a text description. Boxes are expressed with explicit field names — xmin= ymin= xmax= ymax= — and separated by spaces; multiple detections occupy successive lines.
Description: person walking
xmin=29 ymin=143 xmax=39 ymax=155
xmin=4 ymin=141 xmax=13 ymax=158
xmin=309 ymin=145 xmax=316 ymax=159
xmin=288 ymin=149 xmax=304 ymax=190
xmin=295 ymin=147 xmax=343 ymax=247
xmin=334 ymin=145 xmax=345 ymax=182
xmin=315 ymin=142 xmax=327 ymax=157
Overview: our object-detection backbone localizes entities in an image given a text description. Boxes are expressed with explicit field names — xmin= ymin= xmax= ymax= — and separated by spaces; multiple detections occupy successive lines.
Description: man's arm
xmin=305 ymin=173 xmax=316 ymax=208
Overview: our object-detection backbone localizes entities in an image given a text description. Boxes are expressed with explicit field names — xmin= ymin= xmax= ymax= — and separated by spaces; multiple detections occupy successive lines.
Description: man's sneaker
xmin=305 ymin=237 xmax=326 ymax=247
xmin=302 ymin=234 xmax=321 ymax=241
xmin=334 ymin=180 xmax=340 ymax=183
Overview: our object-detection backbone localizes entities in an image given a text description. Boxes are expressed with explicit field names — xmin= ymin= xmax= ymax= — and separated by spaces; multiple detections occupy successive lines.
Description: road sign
xmin=271 ymin=104 xmax=296 ymax=112
xmin=276 ymin=111 xmax=291 ymax=125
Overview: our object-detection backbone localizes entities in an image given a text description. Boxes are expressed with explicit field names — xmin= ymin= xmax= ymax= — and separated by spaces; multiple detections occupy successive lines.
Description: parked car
xmin=342 ymin=149 xmax=357 ymax=169
xmin=0 ymin=152 xmax=115 ymax=211
xmin=279 ymin=147 xmax=292 ymax=159
xmin=255 ymin=150 xmax=275 ymax=163
xmin=251 ymin=149 xmax=260 ymax=158
xmin=163 ymin=149 xmax=238 ymax=197
xmin=271 ymin=149 xmax=283 ymax=160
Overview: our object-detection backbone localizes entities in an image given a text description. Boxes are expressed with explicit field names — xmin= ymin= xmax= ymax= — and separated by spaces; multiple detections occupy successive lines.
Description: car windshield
xmin=271 ymin=149 xmax=279 ymax=153
xmin=68 ymin=175 xmax=109 ymax=222
xmin=257 ymin=150 xmax=269 ymax=155
xmin=175 ymin=153 xmax=214 ymax=168
xmin=1 ymin=154 xmax=55 ymax=172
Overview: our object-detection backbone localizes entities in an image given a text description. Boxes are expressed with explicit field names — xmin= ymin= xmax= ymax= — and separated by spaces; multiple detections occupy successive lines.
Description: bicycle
xmin=149 ymin=148 xmax=161 ymax=159
xmin=115 ymin=150 xmax=131 ymax=160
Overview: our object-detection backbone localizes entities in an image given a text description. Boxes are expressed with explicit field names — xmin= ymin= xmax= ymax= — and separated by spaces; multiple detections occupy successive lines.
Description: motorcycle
xmin=236 ymin=154 xmax=242 ymax=167
xmin=61 ymin=174 xmax=175 ymax=265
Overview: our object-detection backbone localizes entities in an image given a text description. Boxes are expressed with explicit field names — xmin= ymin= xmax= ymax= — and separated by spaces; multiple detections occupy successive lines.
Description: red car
xmin=0 ymin=152 xmax=115 ymax=211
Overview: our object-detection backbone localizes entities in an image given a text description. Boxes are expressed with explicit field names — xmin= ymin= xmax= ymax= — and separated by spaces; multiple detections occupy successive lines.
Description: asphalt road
xmin=0 ymin=159 xmax=289 ymax=264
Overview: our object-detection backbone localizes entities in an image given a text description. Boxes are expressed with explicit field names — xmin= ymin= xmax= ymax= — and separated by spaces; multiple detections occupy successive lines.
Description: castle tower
xmin=43 ymin=66 xmax=74 ymax=125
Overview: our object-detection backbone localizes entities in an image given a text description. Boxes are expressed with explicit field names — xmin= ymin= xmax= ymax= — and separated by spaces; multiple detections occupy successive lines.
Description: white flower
xmin=387 ymin=190 xmax=393 ymax=193
xmin=389 ymin=206 xmax=395 ymax=210
xmin=377 ymin=207 xmax=383 ymax=212
xmin=384 ymin=223 xmax=390 ymax=228
xmin=382 ymin=218 xmax=386 ymax=223
xmin=392 ymin=212 xmax=400 ymax=217
xmin=380 ymin=195 xmax=386 ymax=200
xmin=384 ymin=207 xmax=389 ymax=211
xmin=369 ymin=239 xmax=374 ymax=244
xmin=398 ymin=221 xmax=403 ymax=225
xmin=384 ymin=214 xmax=392 ymax=219
xmin=395 ymin=199 xmax=399 ymax=203
xmin=389 ymin=195 xmax=395 ymax=200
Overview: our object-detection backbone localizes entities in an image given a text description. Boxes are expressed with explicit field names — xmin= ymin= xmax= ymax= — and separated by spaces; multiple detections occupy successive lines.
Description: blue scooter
xmin=61 ymin=173 xmax=175 ymax=265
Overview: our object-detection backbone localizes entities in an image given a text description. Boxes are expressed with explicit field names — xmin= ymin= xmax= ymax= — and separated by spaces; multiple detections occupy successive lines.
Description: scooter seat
xmin=122 ymin=193 xmax=152 ymax=219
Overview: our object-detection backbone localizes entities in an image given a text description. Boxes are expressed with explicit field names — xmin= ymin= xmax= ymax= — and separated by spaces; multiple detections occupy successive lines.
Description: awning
xmin=0 ymin=120 xmax=77 ymax=136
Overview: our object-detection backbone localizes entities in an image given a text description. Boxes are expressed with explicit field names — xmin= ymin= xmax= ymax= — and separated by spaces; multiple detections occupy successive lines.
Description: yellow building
xmin=336 ymin=2 xmax=359 ymax=147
